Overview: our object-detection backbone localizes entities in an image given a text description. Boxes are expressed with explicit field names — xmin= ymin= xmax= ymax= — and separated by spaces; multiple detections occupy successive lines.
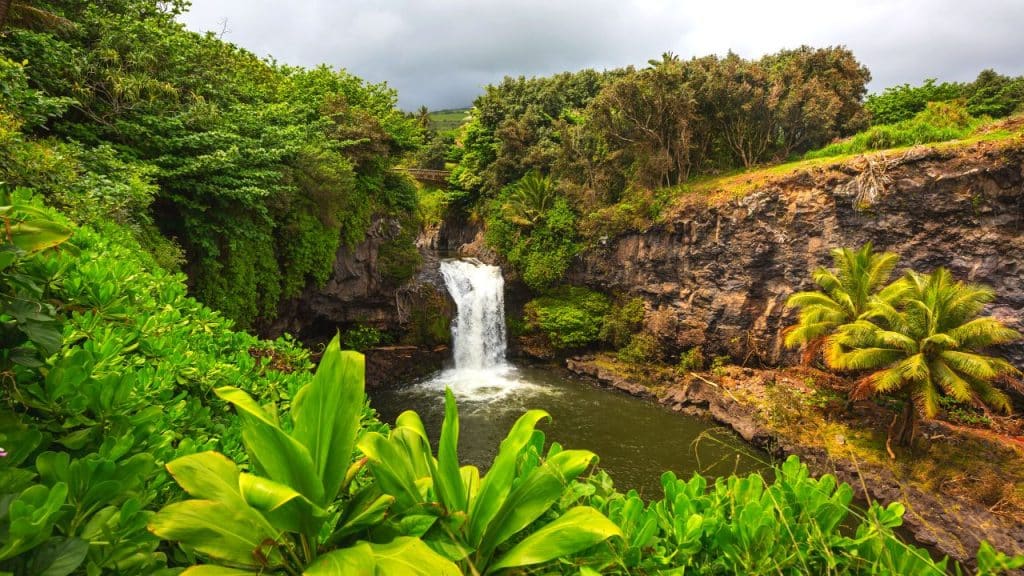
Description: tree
xmin=501 ymin=171 xmax=557 ymax=228
xmin=702 ymin=52 xmax=772 ymax=168
xmin=586 ymin=56 xmax=698 ymax=191
xmin=762 ymin=45 xmax=871 ymax=157
xmin=827 ymin=268 xmax=1021 ymax=448
xmin=784 ymin=243 xmax=900 ymax=364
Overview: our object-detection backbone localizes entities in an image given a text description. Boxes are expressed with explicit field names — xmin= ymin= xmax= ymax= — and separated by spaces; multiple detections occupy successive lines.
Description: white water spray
xmin=440 ymin=258 xmax=508 ymax=370
xmin=418 ymin=258 xmax=549 ymax=402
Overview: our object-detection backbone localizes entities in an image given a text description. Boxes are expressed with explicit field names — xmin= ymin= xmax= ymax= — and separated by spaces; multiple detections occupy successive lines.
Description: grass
xmin=428 ymin=108 xmax=471 ymax=133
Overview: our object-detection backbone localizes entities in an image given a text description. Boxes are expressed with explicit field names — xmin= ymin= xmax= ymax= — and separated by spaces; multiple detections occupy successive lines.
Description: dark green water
xmin=370 ymin=363 xmax=771 ymax=497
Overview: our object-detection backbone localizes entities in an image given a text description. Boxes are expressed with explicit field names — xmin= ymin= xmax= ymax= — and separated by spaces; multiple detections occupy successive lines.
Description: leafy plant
xmin=149 ymin=335 xmax=459 ymax=574
xmin=0 ymin=188 xmax=74 ymax=370
xmin=677 ymin=346 xmax=705 ymax=372
xmin=571 ymin=455 xmax=969 ymax=574
xmin=358 ymin=389 xmax=621 ymax=574
xmin=600 ymin=297 xmax=645 ymax=349
xmin=784 ymin=243 xmax=900 ymax=364
xmin=341 ymin=325 xmax=387 ymax=352
xmin=523 ymin=287 xmax=611 ymax=350
xmin=827 ymin=268 xmax=1021 ymax=447
xmin=616 ymin=333 xmax=660 ymax=364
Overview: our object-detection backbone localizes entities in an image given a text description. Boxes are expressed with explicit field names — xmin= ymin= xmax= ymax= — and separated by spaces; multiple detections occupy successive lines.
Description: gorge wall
xmin=263 ymin=216 xmax=455 ymax=386
xmin=567 ymin=143 xmax=1024 ymax=368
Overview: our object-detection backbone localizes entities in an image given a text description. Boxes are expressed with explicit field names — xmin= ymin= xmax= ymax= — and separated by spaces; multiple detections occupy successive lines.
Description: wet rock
xmin=365 ymin=345 xmax=448 ymax=389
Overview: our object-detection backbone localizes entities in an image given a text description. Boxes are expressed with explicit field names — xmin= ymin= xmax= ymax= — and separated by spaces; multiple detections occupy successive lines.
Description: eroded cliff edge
xmin=568 ymin=143 xmax=1024 ymax=368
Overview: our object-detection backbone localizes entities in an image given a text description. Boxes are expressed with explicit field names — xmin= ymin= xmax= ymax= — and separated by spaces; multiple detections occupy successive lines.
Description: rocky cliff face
xmin=568 ymin=143 xmax=1024 ymax=368
xmin=263 ymin=216 xmax=454 ymax=385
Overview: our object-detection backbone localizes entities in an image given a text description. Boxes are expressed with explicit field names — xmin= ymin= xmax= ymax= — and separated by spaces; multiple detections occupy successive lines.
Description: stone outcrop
xmin=568 ymin=144 xmax=1024 ymax=368
xmin=263 ymin=210 xmax=493 ymax=379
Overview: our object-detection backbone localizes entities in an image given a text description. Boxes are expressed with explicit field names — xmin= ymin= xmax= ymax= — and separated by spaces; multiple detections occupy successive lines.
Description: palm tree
xmin=828 ymin=268 xmax=1021 ymax=448
xmin=501 ymin=171 xmax=557 ymax=228
xmin=784 ymin=243 xmax=900 ymax=364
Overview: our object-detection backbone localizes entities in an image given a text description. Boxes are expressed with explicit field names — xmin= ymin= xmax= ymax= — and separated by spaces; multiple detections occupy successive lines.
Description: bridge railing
xmin=394 ymin=168 xmax=451 ymax=183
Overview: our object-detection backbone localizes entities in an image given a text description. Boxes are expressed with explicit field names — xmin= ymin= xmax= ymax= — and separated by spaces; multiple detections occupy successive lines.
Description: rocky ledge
xmin=567 ymin=356 xmax=1024 ymax=566
xmin=568 ymin=140 xmax=1024 ymax=369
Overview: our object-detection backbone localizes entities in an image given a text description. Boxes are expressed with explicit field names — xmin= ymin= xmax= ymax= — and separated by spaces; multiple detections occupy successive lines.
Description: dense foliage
xmin=865 ymin=70 xmax=1024 ymax=125
xmin=0 ymin=0 xmax=423 ymax=327
xmin=450 ymin=46 xmax=870 ymax=286
xmin=786 ymin=245 xmax=1022 ymax=446
xmin=805 ymin=101 xmax=985 ymax=158
xmin=0 ymin=191 xmax=337 ymax=574
xmin=1 ymin=193 xmax=1020 ymax=573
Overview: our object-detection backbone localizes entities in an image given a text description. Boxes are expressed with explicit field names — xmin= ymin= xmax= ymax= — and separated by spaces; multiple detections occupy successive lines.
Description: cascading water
xmin=439 ymin=259 xmax=508 ymax=370
xmin=416 ymin=258 xmax=545 ymax=402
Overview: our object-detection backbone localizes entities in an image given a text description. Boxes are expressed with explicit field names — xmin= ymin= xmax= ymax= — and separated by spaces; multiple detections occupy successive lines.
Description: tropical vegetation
xmin=1 ymin=0 xmax=1023 ymax=572
xmin=786 ymin=245 xmax=1022 ymax=448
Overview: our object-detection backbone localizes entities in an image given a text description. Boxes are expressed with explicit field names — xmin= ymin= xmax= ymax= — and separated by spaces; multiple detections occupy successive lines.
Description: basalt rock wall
xmin=568 ymin=144 xmax=1024 ymax=368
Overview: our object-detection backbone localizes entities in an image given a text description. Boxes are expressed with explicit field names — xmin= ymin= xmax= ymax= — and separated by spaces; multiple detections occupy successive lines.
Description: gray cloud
xmin=180 ymin=0 xmax=1024 ymax=110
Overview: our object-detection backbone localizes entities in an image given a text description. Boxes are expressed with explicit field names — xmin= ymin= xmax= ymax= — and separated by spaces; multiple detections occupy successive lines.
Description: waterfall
xmin=440 ymin=258 xmax=507 ymax=370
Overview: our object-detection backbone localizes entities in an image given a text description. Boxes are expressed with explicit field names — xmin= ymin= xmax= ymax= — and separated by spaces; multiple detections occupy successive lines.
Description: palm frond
xmin=913 ymin=378 xmax=942 ymax=418
xmin=783 ymin=321 xmax=835 ymax=349
xmin=929 ymin=357 xmax=973 ymax=402
xmin=785 ymin=291 xmax=843 ymax=312
xmin=828 ymin=347 xmax=903 ymax=372
xmin=946 ymin=317 xmax=1022 ymax=349
xmin=939 ymin=350 xmax=999 ymax=381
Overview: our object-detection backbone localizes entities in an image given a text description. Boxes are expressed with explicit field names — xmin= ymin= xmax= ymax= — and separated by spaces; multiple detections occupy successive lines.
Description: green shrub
xmin=485 ymin=186 xmax=581 ymax=291
xmin=805 ymin=101 xmax=983 ymax=159
xmin=378 ymin=214 xmax=423 ymax=286
xmin=524 ymin=286 xmax=610 ymax=350
xmin=569 ymin=455 xmax=977 ymax=574
xmin=600 ymin=297 xmax=645 ymax=349
xmin=616 ymin=333 xmax=661 ymax=364
xmin=677 ymin=346 xmax=705 ymax=372
xmin=711 ymin=354 xmax=732 ymax=376
xmin=342 ymin=325 xmax=388 ymax=351
xmin=402 ymin=287 xmax=452 ymax=346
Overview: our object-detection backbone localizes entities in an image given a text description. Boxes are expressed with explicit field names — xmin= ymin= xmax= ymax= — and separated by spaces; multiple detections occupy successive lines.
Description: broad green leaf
xmin=31 ymin=537 xmax=88 ymax=576
xmin=305 ymin=538 xmax=459 ymax=575
xmin=9 ymin=219 xmax=73 ymax=254
xmin=467 ymin=409 xmax=550 ymax=546
xmin=0 ymin=483 xmax=68 ymax=561
xmin=487 ymin=507 xmax=621 ymax=574
xmin=239 ymin=473 xmax=326 ymax=535
xmin=434 ymin=388 xmax=466 ymax=513
xmin=329 ymin=492 xmax=395 ymax=544
xmin=165 ymin=452 xmax=247 ymax=508
xmin=303 ymin=542 xmax=375 ymax=575
xmin=216 ymin=386 xmax=323 ymax=504
xmin=358 ymin=430 xmax=425 ymax=510
xmin=291 ymin=336 xmax=364 ymax=505
xmin=371 ymin=537 xmax=462 ymax=575
xmin=479 ymin=449 xmax=597 ymax=561
xmin=148 ymin=500 xmax=282 ymax=569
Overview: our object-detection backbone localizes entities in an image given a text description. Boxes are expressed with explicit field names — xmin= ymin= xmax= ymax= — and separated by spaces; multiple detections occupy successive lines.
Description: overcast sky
xmin=179 ymin=0 xmax=1024 ymax=111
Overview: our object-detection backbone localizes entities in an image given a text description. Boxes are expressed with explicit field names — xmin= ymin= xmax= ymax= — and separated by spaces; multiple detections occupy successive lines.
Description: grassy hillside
xmin=428 ymin=107 xmax=471 ymax=132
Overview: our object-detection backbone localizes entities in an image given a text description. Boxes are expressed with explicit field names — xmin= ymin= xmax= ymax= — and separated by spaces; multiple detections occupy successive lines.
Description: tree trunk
xmin=0 ymin=0 xmax=12 ymax=31
xmin=894 ymin=400 xmax=918 ymax=447
xmin=885 ymin=399 xmax=918 ymax=458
